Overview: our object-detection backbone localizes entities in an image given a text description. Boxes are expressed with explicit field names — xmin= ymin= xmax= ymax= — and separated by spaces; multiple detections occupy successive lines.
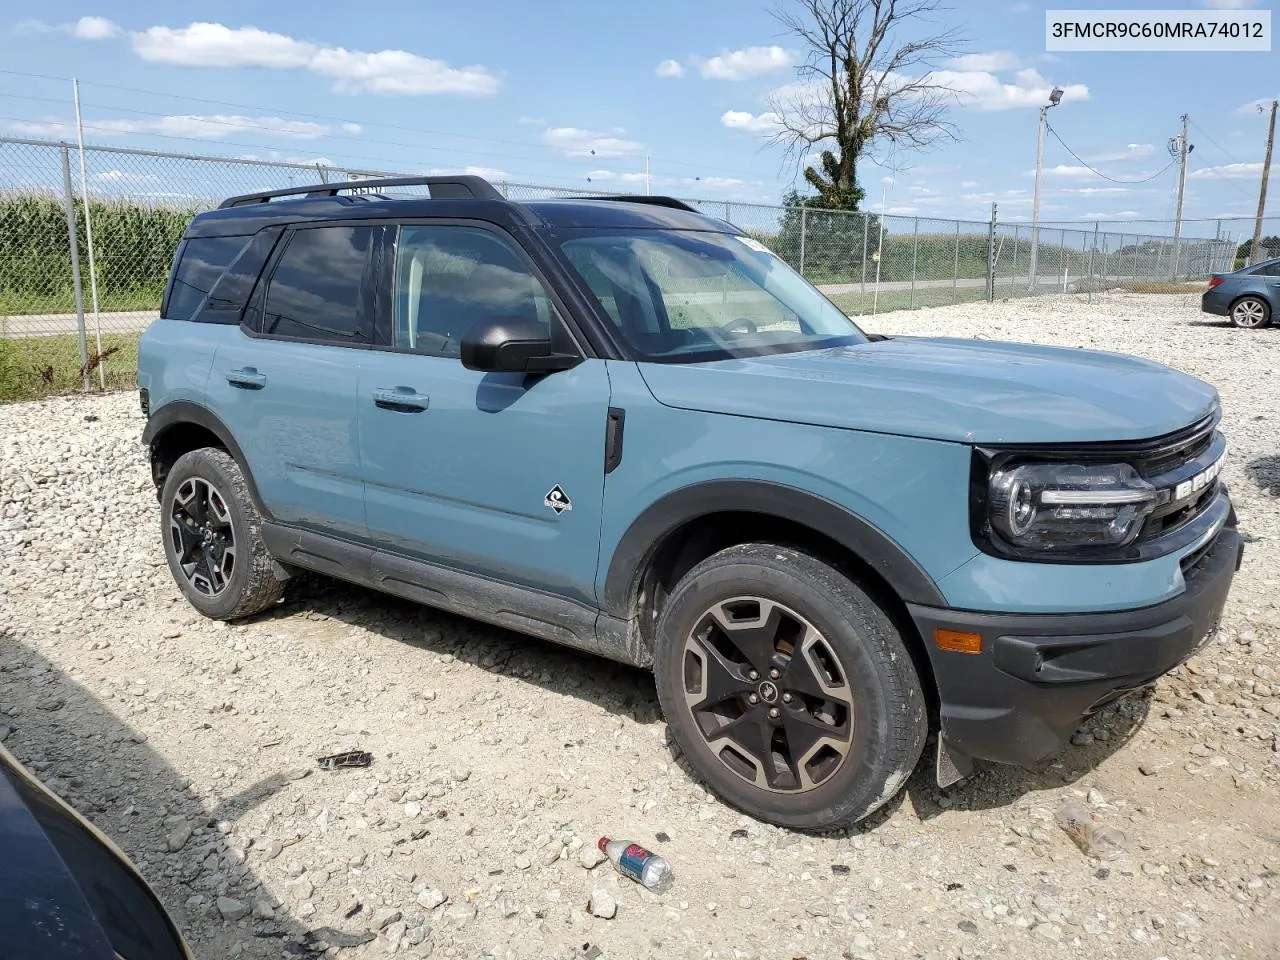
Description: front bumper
xmin=908 ymin=524 xmax=1243 ymax=772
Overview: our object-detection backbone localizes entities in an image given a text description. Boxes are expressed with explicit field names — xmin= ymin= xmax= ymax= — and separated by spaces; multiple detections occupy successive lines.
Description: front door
xmin=358 ymin=222 xmax=610 ymax=606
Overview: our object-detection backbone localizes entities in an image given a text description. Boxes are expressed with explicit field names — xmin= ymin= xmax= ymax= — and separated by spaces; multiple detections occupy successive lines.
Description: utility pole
xmin=644 ymin=155 xmax=651 ymax=196
xmin=1171 ymin=113 xmax=1190 ymax=278
xmin=1029 ymin=87 xmax=1064 ymax=290
xmin=1250 ymin=99 xmax=1277 ymax=265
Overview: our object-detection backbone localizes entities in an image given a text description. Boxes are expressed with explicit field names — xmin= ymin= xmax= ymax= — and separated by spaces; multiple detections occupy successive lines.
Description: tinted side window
xmin=391 ymin=225 xmax=556 ymax=357
xmin=263 ymin=226 xmax=373 ymax=342
xmin=165 ymin=236 xmax=250 ymax=321
xmin=1256 ymin=261 xmax=1280 ymax=277
xmin=191 ymin=226 xmax=284 ymax=325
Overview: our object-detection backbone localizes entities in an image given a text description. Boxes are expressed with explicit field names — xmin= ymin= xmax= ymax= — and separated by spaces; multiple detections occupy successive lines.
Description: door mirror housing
xmin=460 ymin=317 xmax=580 ymax=373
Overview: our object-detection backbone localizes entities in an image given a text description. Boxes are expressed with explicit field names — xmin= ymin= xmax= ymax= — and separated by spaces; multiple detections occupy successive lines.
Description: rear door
xmin=206 ymin=223 xmax=376 ymax=540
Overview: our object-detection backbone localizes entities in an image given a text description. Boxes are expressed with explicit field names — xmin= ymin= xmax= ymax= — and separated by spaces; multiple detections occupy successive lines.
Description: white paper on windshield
xmin=736 ymin=236 xmax=774 ymax=256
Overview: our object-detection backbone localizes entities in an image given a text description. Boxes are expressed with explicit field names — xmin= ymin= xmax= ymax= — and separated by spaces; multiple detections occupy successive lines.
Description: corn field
xmin=0 ymin=191 xmax=193 ymax=317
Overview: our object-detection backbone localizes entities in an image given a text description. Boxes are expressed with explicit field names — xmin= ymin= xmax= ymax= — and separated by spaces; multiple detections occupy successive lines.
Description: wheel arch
xmin=602 ymin=481 xmax=946 ymax=708
xmin=143 ymin=401 xmax=269 ymax=517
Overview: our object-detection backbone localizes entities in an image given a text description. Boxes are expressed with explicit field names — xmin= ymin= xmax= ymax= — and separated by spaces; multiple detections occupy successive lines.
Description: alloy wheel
xmin=1232 ymin=298 xmax=1267 ymax=328
xmin=169 ymin=477 xmax=236 ymax=598
xmin=681 ymin=596 xmax=855 ymax=793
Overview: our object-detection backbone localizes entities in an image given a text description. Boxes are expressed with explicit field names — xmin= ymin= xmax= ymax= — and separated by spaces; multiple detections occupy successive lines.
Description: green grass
xmin=826 ymin=284 xmax=991 ymax=317
xmin=0 ymin=286 xmax=164 ymax=317
xmin=0 ymin=332 xmax=139 ymax=404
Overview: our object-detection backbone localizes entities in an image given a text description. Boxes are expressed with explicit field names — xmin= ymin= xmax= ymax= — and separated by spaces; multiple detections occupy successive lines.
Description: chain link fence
xmin=0 ymin=135 xmax=1248 ymax=402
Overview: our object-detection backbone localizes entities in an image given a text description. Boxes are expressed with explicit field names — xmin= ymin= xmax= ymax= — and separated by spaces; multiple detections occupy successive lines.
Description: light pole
xmin=1029 ymin=86 xmax=1064 ymax=290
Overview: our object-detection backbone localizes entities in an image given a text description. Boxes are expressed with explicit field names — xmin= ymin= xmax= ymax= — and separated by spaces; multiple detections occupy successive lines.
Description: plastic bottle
xmin=598 ymin=837 xmax=674 ymax=892
xmin=1054 ymin=799 xmax=1127 ymax=860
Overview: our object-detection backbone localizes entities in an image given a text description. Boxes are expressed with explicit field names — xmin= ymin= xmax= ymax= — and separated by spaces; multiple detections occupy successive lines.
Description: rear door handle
xmin=225 ymin=367 xmax=266 ymax=389
xmin=372 ymin=387 xmax=430 ymax=412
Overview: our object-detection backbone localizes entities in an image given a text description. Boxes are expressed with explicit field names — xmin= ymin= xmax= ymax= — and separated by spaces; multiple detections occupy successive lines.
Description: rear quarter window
xmin=163 ymin=235 xmax=251 ymax=321
xmin=192 ymin=226 xmax=284 ymax=325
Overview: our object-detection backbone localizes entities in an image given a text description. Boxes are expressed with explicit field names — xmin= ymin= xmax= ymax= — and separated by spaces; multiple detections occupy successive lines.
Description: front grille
xmin=1134 ymin=413 xmax=1217 ymax=479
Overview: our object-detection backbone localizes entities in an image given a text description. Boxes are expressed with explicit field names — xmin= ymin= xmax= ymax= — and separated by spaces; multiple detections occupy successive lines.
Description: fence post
xmin=799 ymin=206 xmax=807 ymax=279
xmin=1010 ymin=224 xmax=1019 ymax=298
xmin=910 ymin=217 xmax=919 ymax=308
xmin=724 ymin=201 xmax=733 ymax=224
xmin=953 ymin=221 xmax=960 ymax=302
xmin=986 ymin=203 xmax=997 ymax=302
xmin=59 ymin=144 xmax=90 ymax=391
xmin=1087 ymin=221 xmax=1098 ymax=303
xmin=860 ymin=212 xmax=869 ymax=293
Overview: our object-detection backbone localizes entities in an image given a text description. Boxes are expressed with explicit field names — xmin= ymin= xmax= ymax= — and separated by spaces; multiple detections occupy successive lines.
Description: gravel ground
xmin=2 ymin=291 xmax=1278 ymax=960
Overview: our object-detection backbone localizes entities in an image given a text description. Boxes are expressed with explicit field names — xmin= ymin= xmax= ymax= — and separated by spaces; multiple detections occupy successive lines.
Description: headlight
xmin=986 ymin=462 xmax=1158 ymax=554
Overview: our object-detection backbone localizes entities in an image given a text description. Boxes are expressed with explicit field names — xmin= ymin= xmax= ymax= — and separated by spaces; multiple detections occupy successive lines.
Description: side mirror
xmin=460 ymin=318 xmax=580 ymax=373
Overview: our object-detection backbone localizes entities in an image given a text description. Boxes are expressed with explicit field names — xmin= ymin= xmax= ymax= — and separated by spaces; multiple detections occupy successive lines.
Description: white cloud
xmin=1035 ymin=164 xmax=1097 ymax=178
xmin=1084 ymin=210 xmax=1143 ymax=219
xmin=720 ymin=109 xmax=782 ymax=134
xmin=1201 ymin=1 xmax=1259 ymax=8
xmin=697 ymin=45 xmax=792 ymax=81
xmin=886 ymin=205 xmax=921 ymax=215
xmin=518 ymin=116 xmax=546 ymax=126
xmin=1064 ymin=186 xmax=1130 ymax=195
xmin=340 ymin=122 xmax=362 ymax=134
xmin=541 ymin=127 xmax=642 ymax=157
xmin=12 ymin=114 xmax=339 ymax=140
xmin=960 ymin=180 xmax=978 ymax=188
xmin=655 ymin=59 xmax=685 ymax=79
xmin=1086 ymin=143 xmax=1153 ymax=162
xmin=119 ymin=21 xmax=499 ymax=96
xmin=70 ymin=16 xmax=120 ymax=39
xmin=95 ymin=169 xmax=158 ymax=183
xmin=1189 ymin=161 xmax=1277 ymax=180
xmin=938 ymin=67 xmax=1089 ymax=111
xmin=944 ymin=51 xmax=1021 ymax=72
xmin=235 ymin=151 xmax=336 ymax=166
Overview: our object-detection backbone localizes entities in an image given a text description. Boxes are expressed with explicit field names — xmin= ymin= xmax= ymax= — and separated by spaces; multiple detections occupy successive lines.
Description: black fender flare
xmin=600 ymin=479 xmax=947 ymax=617
xmin=142 ymin=401 xmax=271 ymax=518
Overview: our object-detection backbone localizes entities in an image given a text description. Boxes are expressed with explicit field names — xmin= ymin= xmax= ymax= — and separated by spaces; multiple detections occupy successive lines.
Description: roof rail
xmin=576 ymin=195 xmax=701 ymax=213
xmin=218 ymin=175 xmax=504 ymax=209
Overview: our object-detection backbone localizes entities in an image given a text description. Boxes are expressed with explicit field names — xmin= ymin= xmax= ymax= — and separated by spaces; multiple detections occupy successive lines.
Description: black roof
xmin=185 ymin=175 xmax=736 ymax=239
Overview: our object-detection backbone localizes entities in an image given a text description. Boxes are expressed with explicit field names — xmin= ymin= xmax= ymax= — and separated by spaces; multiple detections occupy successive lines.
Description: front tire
xmin=160 ymin=448 xmax=283 ymax=620
xmin=653 ymin=543 xmax=927 ymax=830
xmin=1230 ymin=296 xmax=1271 ymax=329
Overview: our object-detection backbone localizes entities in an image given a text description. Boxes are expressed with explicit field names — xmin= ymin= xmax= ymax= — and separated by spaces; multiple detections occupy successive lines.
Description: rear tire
xmin=652 ymin=543 xmax=927 ymax=831
xmin=160 ymin=448 xmax=283 ymax=620
xmin=1230 ymin=296 xmax=1271 ymax=329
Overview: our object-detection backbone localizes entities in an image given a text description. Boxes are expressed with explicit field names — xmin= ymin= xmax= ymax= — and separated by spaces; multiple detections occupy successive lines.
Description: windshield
xmin=556 ymin=229 xmax=867 ymax=362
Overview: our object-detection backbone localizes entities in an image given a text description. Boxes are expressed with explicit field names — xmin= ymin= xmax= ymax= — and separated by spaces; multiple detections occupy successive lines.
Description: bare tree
xmin=769 ymin=0 xmax=964 ymax=209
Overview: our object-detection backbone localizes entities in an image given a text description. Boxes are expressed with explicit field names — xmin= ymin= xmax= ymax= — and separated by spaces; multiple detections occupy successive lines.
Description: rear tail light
xmin=1208 ymin=276 xmax=1224 ymax=289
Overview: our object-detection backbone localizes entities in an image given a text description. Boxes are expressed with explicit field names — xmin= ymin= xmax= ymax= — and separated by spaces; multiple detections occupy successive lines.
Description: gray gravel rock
xmin=216 ymin=897 xmax=249 ymax=921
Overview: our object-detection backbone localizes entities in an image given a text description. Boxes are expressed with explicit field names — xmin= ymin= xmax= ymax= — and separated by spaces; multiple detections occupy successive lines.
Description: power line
xmin=0 ymin=68 xmax=766 ymax=180
xmin=1044 ymin=123 xmax=1177 ymax=184
xmin=1189 ymin=117 xmax=1246 ymax=166
xmin=1188 ymin=153 xmax=1258 ymax=199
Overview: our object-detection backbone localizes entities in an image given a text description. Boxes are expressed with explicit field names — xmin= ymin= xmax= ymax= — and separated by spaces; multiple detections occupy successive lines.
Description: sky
xmin=1 ymin=0 xmax=1277 ymax=235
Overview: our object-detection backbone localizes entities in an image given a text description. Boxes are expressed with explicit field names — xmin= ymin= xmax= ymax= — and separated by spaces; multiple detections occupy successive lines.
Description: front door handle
xmin=372 ymin=387 xmax=430 ymax=412
xmin=225 ymin=367 xmax=266 ymax=389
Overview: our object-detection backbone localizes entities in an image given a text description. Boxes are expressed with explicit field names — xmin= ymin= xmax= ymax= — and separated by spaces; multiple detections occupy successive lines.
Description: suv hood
xmin=637 ymin=336 xmax=1219 ymax=445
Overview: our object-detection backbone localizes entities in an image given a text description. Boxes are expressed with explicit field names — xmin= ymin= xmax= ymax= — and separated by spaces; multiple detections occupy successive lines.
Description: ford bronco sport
xmin=138 ymin=175 xmax=1243 ymax=830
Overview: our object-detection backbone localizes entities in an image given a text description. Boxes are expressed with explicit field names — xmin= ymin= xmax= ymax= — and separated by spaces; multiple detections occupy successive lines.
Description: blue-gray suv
xmin=137 ymin=176 xmax=1243 ymax=829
